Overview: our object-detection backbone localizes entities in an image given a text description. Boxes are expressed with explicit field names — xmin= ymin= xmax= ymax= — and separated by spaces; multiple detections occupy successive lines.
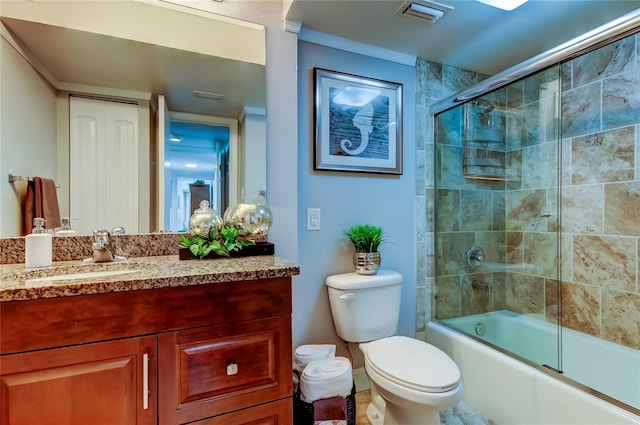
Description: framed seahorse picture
xmin=313 ymin=68 xmax=403 ymax=174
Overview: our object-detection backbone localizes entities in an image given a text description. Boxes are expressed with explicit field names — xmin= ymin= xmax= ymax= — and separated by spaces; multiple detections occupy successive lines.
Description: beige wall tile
xmin=436 ymin=275 xmax=461 ymax=319
xmin=522 ymin=142 xmax=558 ymax=189
xmin=506 ymin=273 xmax=545 ymax=314
xmin=561 ymin=233 xmax=573 ymax=282
xmin=604 ymin=181 xmax=640 ymax=236
xmin=461 ymin=190 xmax=493 ymax=231
xmin=573 ymin=235 xmax=636 ymax=291
xmin=462 ymin=272 xmax=493 ymax=315
xmin=436 ymin=232 xmax=475 ymax=276
xmin=523 ymin=232 xmax=558 ymax=279
xmin=506 ymin=231 xmax=524 ymax=269
xmin=435 ymin=189 xmax=459 ymax=232
xmin=602 ymin=289 xmax=640 ymax=349
xmin=571 ymin=127 xmax=635 ymax=185
xmin=476 ymin=231 xmax=506 ymax=266
xmin=561 ymin=281 xmax=601 ymax=337
xmin=561 ymin=184 xmax=603 ymax=234
xmin=506 ymin=189 xmax=548 ymax=231
xmin=492 ymin=272 xmax=507 ymax=311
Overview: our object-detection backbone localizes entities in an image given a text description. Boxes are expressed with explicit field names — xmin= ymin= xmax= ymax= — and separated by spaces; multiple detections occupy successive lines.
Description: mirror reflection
xmin=164 ymin=120 xmax=230 ymax=233
xmin=0 ymin=0 xmax=266 ymax=237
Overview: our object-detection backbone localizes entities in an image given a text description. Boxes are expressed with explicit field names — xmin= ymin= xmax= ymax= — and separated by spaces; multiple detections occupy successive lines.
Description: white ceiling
xmin=1 ymin=17 xmax=265 ymax=119
xmin=6 ymin=0 xmax=640 ymax=119
xmin=286 ymin=0 xmax=640 ymax=75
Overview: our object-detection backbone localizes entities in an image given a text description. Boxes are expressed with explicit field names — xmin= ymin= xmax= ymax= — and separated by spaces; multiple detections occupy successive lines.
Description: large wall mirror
xmin=0 ymin=0 xmax=266 ymax=237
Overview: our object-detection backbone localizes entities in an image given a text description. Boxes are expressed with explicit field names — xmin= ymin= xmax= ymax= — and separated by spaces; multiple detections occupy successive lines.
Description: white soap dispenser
xmin=54 ymin=217 xmax=78 ymax=237
xmin=25 ymin=217 xmax=52 ymax=268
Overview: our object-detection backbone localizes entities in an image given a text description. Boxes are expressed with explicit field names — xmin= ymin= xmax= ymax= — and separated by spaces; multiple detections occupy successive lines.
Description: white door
xmin=69 ymin=96 xmax=139 ymax=235
xmin=157 ymin=95 xmax=170 ymax=232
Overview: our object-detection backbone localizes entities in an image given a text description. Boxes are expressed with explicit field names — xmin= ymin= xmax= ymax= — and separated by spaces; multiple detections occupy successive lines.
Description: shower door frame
xmin=430 ymin=9 xmax=640 ymax=415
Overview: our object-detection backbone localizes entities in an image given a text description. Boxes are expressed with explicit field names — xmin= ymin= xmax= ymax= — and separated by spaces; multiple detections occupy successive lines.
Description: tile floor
xmin=355 ymin=389 xmax=495 ymax=425
xmin=355 ymin=390 xmax=371 ymax=425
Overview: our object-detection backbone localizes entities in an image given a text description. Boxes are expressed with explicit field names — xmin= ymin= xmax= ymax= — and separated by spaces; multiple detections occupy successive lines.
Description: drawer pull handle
xmin=143 ymin=353 xmax=149 ymax=410
xmin=226 ymin=362 xmax=238 ymax=376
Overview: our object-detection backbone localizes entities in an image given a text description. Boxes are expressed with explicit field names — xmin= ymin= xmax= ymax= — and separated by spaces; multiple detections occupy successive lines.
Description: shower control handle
xmin=466 ymin=246 xmax=485 ymax=268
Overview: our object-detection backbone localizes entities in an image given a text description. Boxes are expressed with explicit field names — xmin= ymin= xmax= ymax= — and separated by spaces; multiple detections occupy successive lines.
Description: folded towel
xmin=23 ymin=177 xmax=60 ymax=235
xmin=294 ymin=344 xmax=336 ymax=372
xmin=300 ymin=357 xmax=352 ymax=403
xmin=313 ymin=396 xmax=347 ymax=421
xmin=294 ymin=344 xmax=336 ymax=392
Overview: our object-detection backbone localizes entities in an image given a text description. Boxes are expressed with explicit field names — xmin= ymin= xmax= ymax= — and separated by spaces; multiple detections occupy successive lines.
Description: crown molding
xmin=284 ymin=19 xmax=302 ymax=34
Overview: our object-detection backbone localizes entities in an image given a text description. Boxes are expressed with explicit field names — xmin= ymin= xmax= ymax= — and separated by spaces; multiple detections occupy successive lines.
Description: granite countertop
xmin=0 ymin=255 xmax=300 ymax=302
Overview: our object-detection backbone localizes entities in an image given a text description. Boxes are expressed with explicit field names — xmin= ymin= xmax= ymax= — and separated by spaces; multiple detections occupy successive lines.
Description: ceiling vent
xmin=193 ymin=90 xmax=225 ymax=101
xmin=397 ymin=0 xmax=453 ymax=24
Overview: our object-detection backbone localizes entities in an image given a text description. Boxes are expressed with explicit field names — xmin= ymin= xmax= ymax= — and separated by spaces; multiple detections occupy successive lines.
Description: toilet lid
xmin=365 ymin=336 xmax=460 ymax=393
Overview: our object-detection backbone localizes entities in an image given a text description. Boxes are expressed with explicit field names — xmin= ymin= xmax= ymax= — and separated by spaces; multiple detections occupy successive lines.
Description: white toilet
xmin=325 ymin=269 xmax=462 ymax=425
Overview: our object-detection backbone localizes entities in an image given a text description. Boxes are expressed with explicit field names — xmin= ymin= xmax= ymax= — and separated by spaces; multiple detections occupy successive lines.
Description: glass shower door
xmin=433 ymin=65 xmax=562 ymax=372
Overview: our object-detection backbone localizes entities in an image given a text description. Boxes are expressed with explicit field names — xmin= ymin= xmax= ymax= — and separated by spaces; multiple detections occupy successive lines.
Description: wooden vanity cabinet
xmin=0 ymin=276 xmax=293 ymax=425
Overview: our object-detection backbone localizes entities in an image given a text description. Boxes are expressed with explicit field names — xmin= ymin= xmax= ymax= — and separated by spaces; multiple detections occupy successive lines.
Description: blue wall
xmin=294 ymin=41 xmax=417 ymax=353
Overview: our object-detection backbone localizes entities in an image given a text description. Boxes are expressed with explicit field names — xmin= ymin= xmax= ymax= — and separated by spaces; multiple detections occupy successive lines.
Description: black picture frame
xmin=313 ymin=68 xmax=403 ymax=175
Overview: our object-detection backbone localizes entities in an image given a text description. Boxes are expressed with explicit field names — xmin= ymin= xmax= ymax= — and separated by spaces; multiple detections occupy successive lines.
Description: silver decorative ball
xmin=223 ymin=202 xmax=272 ymax=239
xmin=189 ymin=200 xmax=223 ymax=236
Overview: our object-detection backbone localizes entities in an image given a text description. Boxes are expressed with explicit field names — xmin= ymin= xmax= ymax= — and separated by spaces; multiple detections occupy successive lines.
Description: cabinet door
xmin=0 ymin=336 xmax=156 ymax=425
xmin=158 ymin=315 xmax=292 ymax=425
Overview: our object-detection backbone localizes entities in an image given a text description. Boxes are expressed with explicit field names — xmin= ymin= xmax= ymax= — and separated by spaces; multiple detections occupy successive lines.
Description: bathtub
xmin=426 ymin=310 xmax=640 ymax=425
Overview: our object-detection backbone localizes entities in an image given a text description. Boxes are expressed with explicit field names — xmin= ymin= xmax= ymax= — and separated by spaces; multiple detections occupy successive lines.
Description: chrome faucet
xmin=111 ymin=226 xmax=126 ymax=259
xmin=91 ymin=227 xmax=126 ymax=262
xmin=92 ymin=229 xmax=114 ymax=262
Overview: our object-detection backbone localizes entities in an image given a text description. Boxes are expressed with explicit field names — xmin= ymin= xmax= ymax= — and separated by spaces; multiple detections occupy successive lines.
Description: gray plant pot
xmin=353 ymin=252 xmax=381 ymax=275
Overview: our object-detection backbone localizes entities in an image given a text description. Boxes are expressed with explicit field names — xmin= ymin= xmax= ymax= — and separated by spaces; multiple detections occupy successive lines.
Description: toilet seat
xmin=364 ymin=336 xmax=460 ymax=393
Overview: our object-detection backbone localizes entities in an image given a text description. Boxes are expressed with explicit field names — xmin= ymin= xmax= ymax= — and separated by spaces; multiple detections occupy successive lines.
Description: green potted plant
xmin=179 ymin=224 xmax=254 ymax=259
xmin=344 ymin=224 xmax=385 ymax=275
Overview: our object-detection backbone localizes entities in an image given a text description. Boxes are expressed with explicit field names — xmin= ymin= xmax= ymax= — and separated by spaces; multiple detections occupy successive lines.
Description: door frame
xmin=159 ymin=111 xmax=238 ymax=230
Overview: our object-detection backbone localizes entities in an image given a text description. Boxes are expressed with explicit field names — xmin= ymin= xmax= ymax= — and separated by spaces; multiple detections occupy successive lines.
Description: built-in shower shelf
xmin=462 ymin=99 xmax=517 ymax=181
xmin=466 ymin=128 xmax=504 ymax=144
xmin=463 ymin=142 xmax=519 ymax=181
xmin=463 ymin=173 xmax=521 ymax=182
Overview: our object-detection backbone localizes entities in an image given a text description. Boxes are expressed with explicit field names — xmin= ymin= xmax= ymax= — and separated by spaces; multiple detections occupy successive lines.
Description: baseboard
xmin=353 ymin=367 xmax=370 ymax=392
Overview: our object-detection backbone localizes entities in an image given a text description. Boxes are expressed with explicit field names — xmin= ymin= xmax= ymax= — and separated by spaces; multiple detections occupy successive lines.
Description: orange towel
xmin=23 ymin=177 xmax=61 ymax=235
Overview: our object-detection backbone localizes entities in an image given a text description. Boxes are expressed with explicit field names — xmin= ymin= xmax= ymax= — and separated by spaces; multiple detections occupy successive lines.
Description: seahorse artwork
xmin=340 ymin=102 xmax=374 ymax=156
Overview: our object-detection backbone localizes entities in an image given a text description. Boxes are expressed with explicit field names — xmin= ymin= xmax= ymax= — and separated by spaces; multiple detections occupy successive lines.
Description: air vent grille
xmin=193 ymin=90 xmax=225 ymax=100
xmin=397 ymin=0 xmax=453 ymax=24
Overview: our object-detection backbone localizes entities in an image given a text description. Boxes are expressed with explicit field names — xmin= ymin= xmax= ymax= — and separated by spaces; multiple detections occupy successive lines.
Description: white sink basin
xmin=27 ymin=269 xmax=139 ymax=283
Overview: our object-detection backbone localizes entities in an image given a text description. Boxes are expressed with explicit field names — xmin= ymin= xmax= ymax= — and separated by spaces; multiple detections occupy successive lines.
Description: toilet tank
xmin=325 ymin=270 xmax=402 ymax=343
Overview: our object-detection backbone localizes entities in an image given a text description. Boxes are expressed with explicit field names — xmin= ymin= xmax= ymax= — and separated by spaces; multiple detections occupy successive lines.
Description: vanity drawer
xmin=158 ymin=315 xmax=292 ymax=425
xmin=187 ymin=398 xmax=292 ymax=425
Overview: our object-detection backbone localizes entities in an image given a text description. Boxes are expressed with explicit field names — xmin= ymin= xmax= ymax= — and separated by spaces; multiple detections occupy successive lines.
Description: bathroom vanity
xmin=0 ymin=255 xmax=299 ymax=425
